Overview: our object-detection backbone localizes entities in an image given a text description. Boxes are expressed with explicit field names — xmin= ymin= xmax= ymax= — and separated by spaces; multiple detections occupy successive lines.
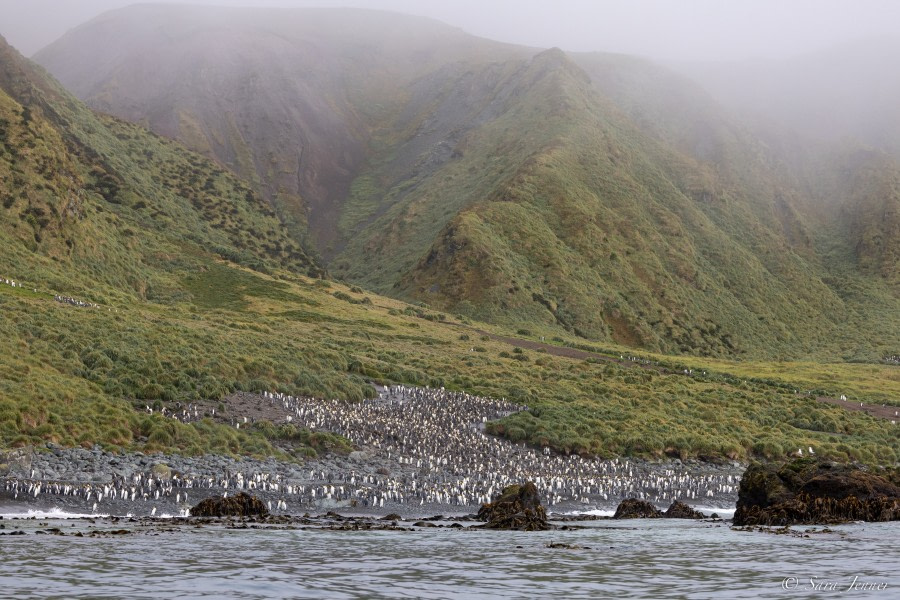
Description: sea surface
xmin=1 ymin=511 xmax=897 ymax=599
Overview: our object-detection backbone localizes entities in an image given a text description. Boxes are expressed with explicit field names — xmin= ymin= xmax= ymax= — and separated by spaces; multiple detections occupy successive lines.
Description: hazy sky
xmin=3 ymin=0 xmax=900 ymax=60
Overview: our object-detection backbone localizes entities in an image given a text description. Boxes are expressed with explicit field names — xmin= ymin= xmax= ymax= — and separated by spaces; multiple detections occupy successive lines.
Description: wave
xmin=564 ymin=505 xmax=736 ymax=518
xmin=0 ymin=507 xmax=108 ymax=519
xmin=691 ymin=505 xmax=736 ymax=518
xmin=570 ymin=508 xmax=617 ymax=517
xmin=0 ymin=506 xmax=185 ymax=519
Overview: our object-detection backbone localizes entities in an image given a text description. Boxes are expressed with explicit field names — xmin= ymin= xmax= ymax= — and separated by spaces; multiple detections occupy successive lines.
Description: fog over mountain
xmin=27 ymin=3 xmax=899 ymax=359
xmin=672 ymin=36 xmax=900 ymax=155
xmin=9 ymin=2 xmax=900 ymax=160
xmin=6 ymin=0 xmax=900 ymax=61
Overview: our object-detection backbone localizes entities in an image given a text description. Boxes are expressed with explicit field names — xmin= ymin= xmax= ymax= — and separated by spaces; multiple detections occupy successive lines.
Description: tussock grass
xmin=2 ymin=266 xmax=896 ymax=465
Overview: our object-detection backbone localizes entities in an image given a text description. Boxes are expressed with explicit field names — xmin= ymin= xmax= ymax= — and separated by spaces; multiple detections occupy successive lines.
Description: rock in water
xmin=733 ymin=458 xmax=900 ymax=526
xmin=664 ymin=500 xmax=706 ymax=519
xmin=613 ymin=498 xmax=706 ymax=519
xmin=613 ymin=498 xmax=663 ymax=519
xmin=477 ymin=482 xmax=551 ymax=530
xmin=189 ymin=492 xmax=270 ymax=517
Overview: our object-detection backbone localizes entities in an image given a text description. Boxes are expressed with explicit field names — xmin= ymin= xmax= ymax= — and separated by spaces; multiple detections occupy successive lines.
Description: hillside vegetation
xmin=5 ymin=252 xmax=900 ymax=465
xmin=0 ymin=34 xmax=332 ymax=458
xmin=0 ymin=36 xmax=896 ymax=466
xmin=34 ymin=6 xmax=900 ymax=360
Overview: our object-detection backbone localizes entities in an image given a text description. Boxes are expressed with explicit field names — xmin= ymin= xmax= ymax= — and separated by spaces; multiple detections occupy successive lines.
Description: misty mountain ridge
xmin=29 ymin=5 xmax=900 ymax=359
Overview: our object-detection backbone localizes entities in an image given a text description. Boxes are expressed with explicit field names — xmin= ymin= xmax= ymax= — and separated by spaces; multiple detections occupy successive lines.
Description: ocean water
xmin=0 ymin=514 xmax=896 ymax=599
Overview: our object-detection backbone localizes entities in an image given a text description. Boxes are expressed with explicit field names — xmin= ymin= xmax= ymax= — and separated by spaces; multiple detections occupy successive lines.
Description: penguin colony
xmin=2 ymin=275 xmax=117 ymax=311
xmin=2 ymin=388 xmax=740 ymax=515
xmin=264 ymin=386 xmax=737 ymax=506
xmin=257 ymin=385 xmax=739 ymax=508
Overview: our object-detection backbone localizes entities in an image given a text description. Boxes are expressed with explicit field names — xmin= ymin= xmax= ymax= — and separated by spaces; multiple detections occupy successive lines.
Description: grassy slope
xmin=34 ymin=8 xmax=899 ymax=362
xmin=3 ymin=35 xmax=896 ymax=466
xmin=0 ymin=38 xmax=320 ymax=287
xmin=2 ymin=261 xmax=897 ymax=465
xmin=0 ymin=35 xmax=332 ymax=459
xmin=820 ymin=149 xmax=900 ymax=288
xmin=575 ymin=53 xmax=900 ymax=353
xmin=336 ymin=49 xmax=899 ymax=360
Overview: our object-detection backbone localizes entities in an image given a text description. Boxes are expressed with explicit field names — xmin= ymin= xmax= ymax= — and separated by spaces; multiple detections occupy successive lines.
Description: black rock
xmin=733 ymin=458 xmax=900 ymax=526
xmin=477 ymin=482 xmax=551 ymax=531
xmin=189 ymin=492 xmax=269 ymax=518
xmin=664 ymin=500 xmax=706 ymax=519
xmin=613 ymin=498 xmax=663 ymax=519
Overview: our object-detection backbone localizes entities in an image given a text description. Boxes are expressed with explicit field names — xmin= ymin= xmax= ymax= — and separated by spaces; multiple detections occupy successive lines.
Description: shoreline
xmin=1 ymin=442 xmax=741 ymax=519
xmin=2 ymin=385 xmax=744 ymax=518
xmin=0 ymin=507 xmax=733 ymax=538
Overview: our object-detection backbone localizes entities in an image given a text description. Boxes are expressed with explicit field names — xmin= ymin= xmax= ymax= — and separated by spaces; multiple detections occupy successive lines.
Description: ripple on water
xmin=0 ymin=519 xmax=897 ymax=599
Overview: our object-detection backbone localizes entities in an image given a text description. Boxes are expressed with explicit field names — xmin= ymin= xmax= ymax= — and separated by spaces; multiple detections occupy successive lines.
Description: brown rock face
xmin=189 ymin=492 xmax=270 ymax=518
xmin=613 ymin=498 xmax=708 ymax=519
xmin=613 ymin=498 xmax=663 ymax=519
xmin=733 ymin=458 xmax=900 ymax=526
xmin=477 ymin=482 xmax=551 ymax=531
xmin=664 ymin=500 xmax=706 ymax=519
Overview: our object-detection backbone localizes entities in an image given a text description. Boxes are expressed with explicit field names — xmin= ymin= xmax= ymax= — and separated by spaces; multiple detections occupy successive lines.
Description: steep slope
xmin=810 ymin=148 xmax=900 ymax=287
xmin=33 ymin=6 xmax=900 ymax=359
xmin=34 ymin=5 xmax=526 ymax=253
xmin=337 ymin=48 xmax=895 ymax=357
xmin=0 ymin=34 xmax=320 ymax=306
xmin=0 ymin=34 xmax=343 ymax=455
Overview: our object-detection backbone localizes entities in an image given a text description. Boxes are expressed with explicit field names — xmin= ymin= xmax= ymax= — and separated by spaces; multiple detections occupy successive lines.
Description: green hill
xmin=337 ymin=48 xmax=897 ymax=359
xmin=0 ymin=33 xmax=334 ymax=456
xmin=34 ymin=6 xmax=900 ymax=360
xmin=0 ymin=34 xmax=320 ymax=292
xmin=0 ymin=34 xmax=897 ymax=466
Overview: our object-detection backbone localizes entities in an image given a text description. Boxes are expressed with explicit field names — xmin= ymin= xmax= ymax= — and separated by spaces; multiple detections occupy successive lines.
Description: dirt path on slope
xmin=814 ymin=395 xmax=900 ymax=421
xmin=461 ymin=326 xmax=899 ymax=422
